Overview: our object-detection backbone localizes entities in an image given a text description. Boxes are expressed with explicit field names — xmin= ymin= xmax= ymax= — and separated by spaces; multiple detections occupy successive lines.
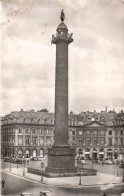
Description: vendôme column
xmin=46 ymin=10 xmax=76 ymax=175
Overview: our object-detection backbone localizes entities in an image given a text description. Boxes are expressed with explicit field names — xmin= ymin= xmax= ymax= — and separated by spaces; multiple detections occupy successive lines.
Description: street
xmin=1 ymin=170 xmax=124 ymax=196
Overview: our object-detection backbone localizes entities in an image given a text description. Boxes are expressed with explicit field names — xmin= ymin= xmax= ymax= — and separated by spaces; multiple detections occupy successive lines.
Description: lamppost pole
xmin=79 ymin=171 xmax=81 ymax=185
xmin=23 ymin=155 xmax=25 ymax=176
xmin=9 ymin=156 xmax=11 ymax=172
xmin=116 ymin=163 xmax=119 ymax=177
xmin=9 ymin=149 xmax=11 ymax=172
xmin=79 ymin=161 xmax=82 ymax=185
xmin=122 ymin=171 xmax=124 ymax=182
xmin=92 ymin=159 xmax=94 ymax=170
xmin=41 ymin=162 xmax=44 ymax=182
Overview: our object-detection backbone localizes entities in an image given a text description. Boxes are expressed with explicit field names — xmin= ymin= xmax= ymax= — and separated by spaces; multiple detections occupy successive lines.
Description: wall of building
xmin=1 ymin=110 xmax=124 ymax=160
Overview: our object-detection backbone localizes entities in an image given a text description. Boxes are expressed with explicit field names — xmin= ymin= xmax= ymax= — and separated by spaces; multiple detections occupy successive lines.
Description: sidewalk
xmin=2 ymin=167 xmax=124 ymax=188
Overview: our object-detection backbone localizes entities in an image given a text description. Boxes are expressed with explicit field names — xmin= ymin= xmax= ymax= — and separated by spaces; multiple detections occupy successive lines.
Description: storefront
xmin=99 ymin=148 xmax=104 ymax=159
xmin=78 ymin=148 xmax=83 ymax=156
xmin=85 ymin=149 xmax=90 ymax=159
xmin=32 ymin=149 xmax=37 ymax=158
xmin=107 ymin=149 xmax=113 ymax=158
xmin=40 ymin=149 xmax=44 ymax=158
xmin=92 ymin=148 xmax=97 ymax=160
xmin=118 ymin=149 xmax=123 ymax=162
xmin=25 ymin=149 xmax=30 ymax=158
xmin=18 ymin=148 xmax=23 ymax=158
xmin=114 ymin=149 xmax=118 ymax=159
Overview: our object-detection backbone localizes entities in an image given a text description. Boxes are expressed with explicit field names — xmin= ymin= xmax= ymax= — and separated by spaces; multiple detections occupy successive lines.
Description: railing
xmin=52 ymin=32 xmax=73 ymax=41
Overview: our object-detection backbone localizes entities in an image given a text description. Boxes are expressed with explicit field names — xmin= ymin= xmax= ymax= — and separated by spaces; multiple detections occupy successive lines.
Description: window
xmin=85 ymin=140 xmax=90 ymax=146
xmin=79 ymin=131 xmax=82 ymax=135
xmin=25 ymin=149 xmax=30 ymax=158
xmin=40 ymin=129 xmax=44 ymax=134
xmin=115 ymin=131 xmax=118 ymax=135
xmin=44 ymin=118 xmax=47 ymax=124
xmin=18 ymin=129 xmax=22 ymax=134
xmin=72 ymin=137 xmax=75 ymax=145
xmin=32 ymin=129 xmax=37 ymax=134
xmin=100 ymin=139 xmax=104 ymax=146
xmin=93 ymin=140 xmax=97 ymax=146
xmin=78 ymin=139 xmax=82 ymax=145
xmin=72 ymin=131 xmax=75 ymax=135
xmin=100 ymin=130 xmax=104 ymax=135
xmin=109 ymin=130 xmax=112 ymax=135
xmin=115 ymin=138 xmax=118 ymax=146
xmin=25 ymin=129 xmax=29 ymax=134
xmin=46 ymin=136 xmax=51 ymax=146
xmin=93 ymin=130 xmax=97 ymax=135
xmin=108 ymin=138 xmax=112 ymax=146
xmin=32 ymin=137 xmax=37 ymax=145
xmin=25 ymin=137 xmax=30 ymax=145
xmin=120 ymin=130 xmax=123 ymax=135
xmin=120 ymin=138 xmax=123 ymax=146
xmin=39 ymin=137 xmax=44 ymax=145
xmin=46 ymin=129 xmax=51 ymax=134
xmin=18 ymin=136 xmax=23 ymax=145
xmin=85 ymin=130 xmax=90 ymax=136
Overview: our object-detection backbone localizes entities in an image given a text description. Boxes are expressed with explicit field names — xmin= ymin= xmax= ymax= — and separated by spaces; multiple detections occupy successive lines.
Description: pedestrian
xmin=2 ymin=179 xmax=5 ymax=188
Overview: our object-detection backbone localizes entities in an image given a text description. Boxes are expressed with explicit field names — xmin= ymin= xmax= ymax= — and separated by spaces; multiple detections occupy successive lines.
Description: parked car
xmin=10 ymin=157 xmax=16 ymax=163
xmin=103 ymin=159 xmax=113 ymax=165
xmin=4 ymin=157 xmax=10 ymax=162
xmin=30 ymin=157 xmax=38 ymax=161
xmin=21 ymin=193 xmax=33 ymax=196
xmin=14 ymin=158 xmax=23 ymax=164
xmin=119 ymin=163 xmax=124 ymax=169
xmin=40 ymin=191 xmax=53 ymax=196
xmin=81 ymin=160 xmax=86 ymax=165
xmin=0 ymin=155 xmax=4 ymax=159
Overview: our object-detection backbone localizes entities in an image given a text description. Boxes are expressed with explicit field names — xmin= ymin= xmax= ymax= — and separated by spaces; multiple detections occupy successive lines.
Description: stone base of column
xmin=45 ymin=146 xmax=77 ymax=174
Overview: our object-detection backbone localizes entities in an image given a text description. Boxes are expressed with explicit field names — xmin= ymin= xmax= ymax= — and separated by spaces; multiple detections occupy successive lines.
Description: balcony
xmin=52 ymin=32 xmax=73 ymax=44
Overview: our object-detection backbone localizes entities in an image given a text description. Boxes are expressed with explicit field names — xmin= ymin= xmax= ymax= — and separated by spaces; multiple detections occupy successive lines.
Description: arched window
xmin=40 ymin=149 xmax=44 ymax=158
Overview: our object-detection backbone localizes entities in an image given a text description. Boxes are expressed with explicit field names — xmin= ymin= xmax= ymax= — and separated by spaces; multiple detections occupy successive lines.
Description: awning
xmin=99 ymin=152 xmax=104 ymax=155
xmin=85 ymin=152 xmax=90 ymax=154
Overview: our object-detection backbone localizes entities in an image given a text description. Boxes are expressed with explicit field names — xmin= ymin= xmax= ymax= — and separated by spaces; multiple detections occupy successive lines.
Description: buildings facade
xmin=1 ymin=109 xmax=124 ymax=160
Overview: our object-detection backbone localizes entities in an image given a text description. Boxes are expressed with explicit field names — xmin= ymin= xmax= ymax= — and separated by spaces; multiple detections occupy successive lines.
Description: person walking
xmin=2 ymin=179 xmax=5 ymax=188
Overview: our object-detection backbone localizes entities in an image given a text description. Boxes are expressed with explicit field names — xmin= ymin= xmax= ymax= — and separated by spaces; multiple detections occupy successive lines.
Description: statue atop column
xmin=60 ymin=9 xmax=65 ymax=22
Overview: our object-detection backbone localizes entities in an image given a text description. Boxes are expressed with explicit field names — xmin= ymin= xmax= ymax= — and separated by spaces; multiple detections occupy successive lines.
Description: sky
xmin=1 ymin=0 xmax=124 ymax=116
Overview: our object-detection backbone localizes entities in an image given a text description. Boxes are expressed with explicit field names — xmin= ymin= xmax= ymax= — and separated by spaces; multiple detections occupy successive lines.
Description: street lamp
xmin=41 ymin=162 xmax=44 ymax=182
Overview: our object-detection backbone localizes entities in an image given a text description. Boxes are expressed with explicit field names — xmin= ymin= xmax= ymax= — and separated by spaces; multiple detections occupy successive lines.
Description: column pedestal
xmin=46 ymin=146 xmax=77 ymax=174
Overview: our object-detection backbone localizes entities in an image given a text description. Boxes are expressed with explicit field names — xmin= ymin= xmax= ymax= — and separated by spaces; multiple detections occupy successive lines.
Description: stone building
xmin=1 ymin=109 xmax=124 ymax=160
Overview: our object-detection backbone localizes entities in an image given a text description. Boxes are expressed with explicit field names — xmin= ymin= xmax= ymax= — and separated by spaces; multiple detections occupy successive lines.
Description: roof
xmin=57 ymin=22 xmax=68 ymax=30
